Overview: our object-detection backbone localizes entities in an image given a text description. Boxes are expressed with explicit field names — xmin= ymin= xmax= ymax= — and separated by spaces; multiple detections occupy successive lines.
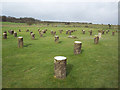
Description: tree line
xmin=0 ymin=16 xmax=41 ymax=25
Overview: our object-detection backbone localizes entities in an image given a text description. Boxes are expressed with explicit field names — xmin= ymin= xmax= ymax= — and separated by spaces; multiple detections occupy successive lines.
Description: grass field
xmin=2 ymin=22 xmax=118 ymax=88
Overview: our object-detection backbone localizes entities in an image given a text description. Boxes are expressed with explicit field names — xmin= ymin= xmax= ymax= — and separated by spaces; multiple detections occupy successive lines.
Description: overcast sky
xmin=1 ymin=0 xmax=118 ymax=25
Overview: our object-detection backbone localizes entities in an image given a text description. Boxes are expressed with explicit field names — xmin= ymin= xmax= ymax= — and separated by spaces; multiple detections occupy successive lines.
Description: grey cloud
xmin=1 ymin=2 xmax=118 ymax=24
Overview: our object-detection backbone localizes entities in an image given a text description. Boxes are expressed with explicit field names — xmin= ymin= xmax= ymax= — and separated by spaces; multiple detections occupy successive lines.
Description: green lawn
xmin=2 ymin=22 xmax=118 ymax=88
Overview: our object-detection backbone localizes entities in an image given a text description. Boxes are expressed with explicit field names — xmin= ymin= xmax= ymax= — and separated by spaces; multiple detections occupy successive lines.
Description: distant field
xmin=2 ymin=22 xmax=118 ymax=88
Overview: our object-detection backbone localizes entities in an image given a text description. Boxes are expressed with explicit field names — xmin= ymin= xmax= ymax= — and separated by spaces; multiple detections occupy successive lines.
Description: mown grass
xmin=2 ymin=22 xmax=118 ymax=88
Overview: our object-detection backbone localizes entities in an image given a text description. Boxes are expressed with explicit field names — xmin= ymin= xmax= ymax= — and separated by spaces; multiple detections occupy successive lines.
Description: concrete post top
xmin=54 ymin=56 xmax=67 ymax=61
xmin=18 ymin=36 xmax=23 ymax=39
xmin=95 ymin=35 xmax=98 ymax=37
xmin=31 ymin=33 xmax=35 ymax=35
xmin=55 ymin=35 xmax=59 ymax=37
xmin=3 ymin=33 xmax=6 ymax=35
xmin=74 ymin=41 xmax=82 ymax=44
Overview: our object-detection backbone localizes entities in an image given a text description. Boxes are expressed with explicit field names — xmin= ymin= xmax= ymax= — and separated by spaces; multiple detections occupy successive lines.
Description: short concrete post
xmin=74 ymin=41 xmax=82 ymax=54
xmin=102 ymin=30 xmax=105 ymax=34
xmin=40 ymin=32 xmax=43 ymax=37
xmin=31 ymin=33 xmax=35 ymax=40
xmin=66 ymin=30 xmax=68 ymax=34
xmin=54 ymin=56 xmax=67 ymax=79
xmin=90 ymin=30 xmax=92 ymax=35
xmin=26 ymin=29 xmax=29 ymax=32
xmin=18 ymin=37 xmax=23 ymax=48
xmin=3 ymin=33 xmax=7 ymax=39
xmin=82 ymin=30 xmax=85 ymax=34
xmin=94 ymin=35 xmax=99 ymax=44
xmin=112 ymin=32 xmax=115 ymax=36
xmin=69 ymin=31 xmax=71 ymax=35
xmin=55 ymin=35 xmax=59 ymax=43
xmin=10 ymin=30 xmax=14 ymax=35
xmin=106 ymin=30 xmax=108 ymax=34
xmin=30 ymin=32 xmax=33 ymax=35
xmin=19 ymin=29 xmax=21 ymax=32
xmin=51 ymin=30 xmax=53 ymax=35
xmin=59 ymin=30 xmax=63 ymax=34
xmin=14 ymin=32 xmax=17 ymax=37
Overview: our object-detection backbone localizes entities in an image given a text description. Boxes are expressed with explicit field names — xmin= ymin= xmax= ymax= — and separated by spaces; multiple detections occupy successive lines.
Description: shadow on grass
xmin=59 ymin=41 xmax=62 ymax=43
xmin=81 ymin=49 xmax=84 ymax=54
xmin=66 ymin=64 xmax=73 ymax=76
xmin=24 ymin=44 xmax=32 ymax=47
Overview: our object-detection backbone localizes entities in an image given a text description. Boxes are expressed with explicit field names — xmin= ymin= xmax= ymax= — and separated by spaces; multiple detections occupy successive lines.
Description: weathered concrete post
xmin=106 ymin=30 xmax=108 ymax=34
xmin=54 ymin=56 xmax=67 ymax=79
xmin=26 ymin=29 xmax=29 ymax=32
xmin=19 ymin=29 xmax=21 ymax=32
xmin=94 ymin=35 xmax=99 ymax=44
xmin=30 ymin=32 xmax=33 ymax=35
xmin=51 ymin=30 xmax=53 ymax=35
xmin=74 ymin=41 xmax=82 ymax=54
xmin=55 ymin=35 xmax=59 ymax=43
xmin=69 ymin=31 xmax=71 ymax=35
xmin=3 ymin=33 xmax=7 ymax=39
xmin=59 ymin=30 xmax=63 ymax=34
xmin=66 ymin=30 xmax=68 ymax=34
xmin=112 ymin=31 xmax=115 ymax=36
xmin=82 ymin=30 xmax=85 ymax=34
xmin=102 ymin=30 xmax=105 ymax=34
xmin=90 ymin=30 xmax=92 ymax=35
xmin=10 ymin=30 xmax=14 ymax=35
xmin=40 ymin=32 xmax=43 ymax=37
xmin=18 ymin=37 xmax=23 ymax=48
xmin=14 ymin=32 xmax=17 ymax=37
xmin=31 ymin=33 xmax=35 ymax=40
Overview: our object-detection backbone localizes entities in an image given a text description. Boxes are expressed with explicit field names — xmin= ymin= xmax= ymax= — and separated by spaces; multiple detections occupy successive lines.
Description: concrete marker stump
xmin=3 ymin=33 xmax=7 ymax=39
xmin=112 ymin=32 xmax=115 ymax=36
xmin=94 ymin=35 xmax=99 ymax=44
xmin=51 ymin=30 xmax=53 ymax=35
xmin=14 ymin=32 xmax=17 ymax=37
xmin=82 ymin=30 xmax=85 ymax=34
xmin=74 ymin=41 xmax=82 ymax=54
xmin=31 ymin=33 xmax=35 ymax=40
xmin=10 ymin=30 xmax=14 ymax=35
xmin=55 ymin=35 xmax=59 ymax=43
xmin=18 ymin=37 xmax=23 ymax=48
xmin=19 ymin=29 xmax=21 ymax=32
xmin=90 ymin=30 xmax=92 ymax=35
xmin=30 ymin=32 xmax=33 ymax=35
xmin=102 ymin=30 xmax=105 ymax=34
xmin=66 ymin=30 xmax=68 ymax=34
xmin=54 ymin=56 xmax=67 ymax=79
xmin=40 ymin=32 xmax=43 ymax=37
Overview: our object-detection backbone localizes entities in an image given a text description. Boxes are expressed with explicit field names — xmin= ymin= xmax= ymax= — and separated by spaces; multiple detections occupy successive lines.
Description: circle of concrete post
xmin=94 ymin=35 xmax=99 ymax=44
xmin=112 ymin=32 xmax=115 ymax=36
xmin=54 ymin=56 xmax=67 ymax=79
xmin=10 ymin=30 xmax=14 ymax=35
xmin=66 ymin=30 xmax=68 ymax=34
xmin=82 ymin=30 xmax=85 ymax=34
xmin=74 ymin=41 xmax=82 ymax=54
xmin=14 ymin=32 xmax=17 ymax=37
xmin=18 ymin=37 xmax=23 ymax=48
xmin=30 ymin=32 xmax=33 ymax=35
xmin=31 ymin=33 xmax=35 ymax=40
xmin=3 ymin=33 xmax=7 ymax=39
xmin=55 ymin=35 xmax=59 ymax=43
